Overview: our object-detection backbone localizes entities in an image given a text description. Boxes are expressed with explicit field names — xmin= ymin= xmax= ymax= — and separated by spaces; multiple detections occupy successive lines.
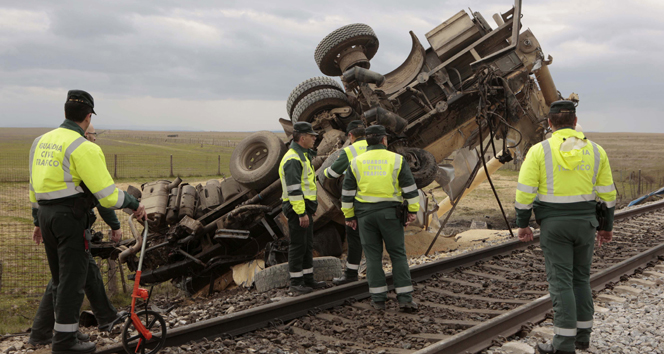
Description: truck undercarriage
xmin=91 ymin=0 xmax=574 ymax=294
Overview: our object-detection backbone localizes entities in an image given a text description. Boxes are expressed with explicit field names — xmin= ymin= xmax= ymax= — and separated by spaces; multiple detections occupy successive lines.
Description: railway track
xmin=97 ymin=200 xmax=664 ymax=354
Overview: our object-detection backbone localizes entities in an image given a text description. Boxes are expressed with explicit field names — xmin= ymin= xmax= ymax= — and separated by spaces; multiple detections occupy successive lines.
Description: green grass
xmin=0 ymin=295 xmax=42 ymax=334
xmin=0 ymin=128 xmax=262 ymax=182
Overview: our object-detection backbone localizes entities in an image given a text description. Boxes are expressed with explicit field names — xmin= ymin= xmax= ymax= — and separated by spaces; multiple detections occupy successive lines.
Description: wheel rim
xmin=121 ymin=310 xmax=167 ymax=354
xmin=240 ymin=143 xmax=269 ymax=172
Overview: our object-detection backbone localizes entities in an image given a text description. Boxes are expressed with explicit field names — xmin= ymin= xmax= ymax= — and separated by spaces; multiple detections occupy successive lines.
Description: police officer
xmin=341 ymin=125 xmax=420 ymax=311
xmin=323 ymin=120 xmax=368 ymax=285
xmin=515 ymin=101 xmax=616 ymax=354
xmin=279 ymin=122 xmax=326 ymax=295
xmin=28 ymin=124 xmax=127 ymax=347
xmin=29 ymin=90 xmax=146 ymax=354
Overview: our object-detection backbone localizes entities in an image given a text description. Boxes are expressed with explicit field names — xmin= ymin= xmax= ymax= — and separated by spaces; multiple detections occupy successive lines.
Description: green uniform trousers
xmin=358 ymin=208 xmax=413 ymax=303
xmin=540 ymin=216 xmax=597 ymax=352
xmin=285 ymin=209 xmax=315 ymax=286
xmin=39 ymin=203 xmax=91 ymax=350
xmin=29 ymin=253 xmax=117 ymax=343
xmin=343 ymin=224 xmax=363 ymax=276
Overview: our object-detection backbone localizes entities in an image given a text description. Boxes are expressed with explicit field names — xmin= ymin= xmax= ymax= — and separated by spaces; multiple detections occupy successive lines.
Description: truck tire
xmin=287 ymin=77 xmax=344 ymax=119
xmin=315 ymin=23 xmax=379 ymax=76
xmin=254 ymin=256 xmax=343 ymax=293
xmin=401 ymin=147 xmax=438 ymax=189
xmin=230 ymin=131 xmax=287 ymax=190
xmin=292 ymin=88 xmax=350 ymax=123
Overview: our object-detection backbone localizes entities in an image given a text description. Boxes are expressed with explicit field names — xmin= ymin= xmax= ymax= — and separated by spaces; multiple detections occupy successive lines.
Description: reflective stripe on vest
xmin=345 ymin=140 xmax=368 ymax=161
xmin=351 ymin=150 xmax=404 ymax=204
xmin=279 ymin=150 xmax=317 ymax=201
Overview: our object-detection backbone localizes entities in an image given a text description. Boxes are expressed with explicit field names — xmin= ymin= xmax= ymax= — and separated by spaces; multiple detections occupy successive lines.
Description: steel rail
xmin=416 ymin=199 xmax=664 ymax=354
xmin=96 ymin=199 xmax=664 ymax=354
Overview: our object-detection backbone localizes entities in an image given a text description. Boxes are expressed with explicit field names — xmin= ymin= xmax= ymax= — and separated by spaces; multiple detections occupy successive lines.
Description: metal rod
xmin=137 ymin=219 xmax=149 ymax=272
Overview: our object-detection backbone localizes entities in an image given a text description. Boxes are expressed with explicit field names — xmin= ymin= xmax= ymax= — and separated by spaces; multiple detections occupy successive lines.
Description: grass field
xmin=0 ymin=129 xmax=663 ymax=334
xmin=0 ymin=128 xmax=276 ymax=182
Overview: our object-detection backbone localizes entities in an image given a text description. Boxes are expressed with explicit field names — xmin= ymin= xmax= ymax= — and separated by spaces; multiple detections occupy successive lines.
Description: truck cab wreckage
xmin=91 ymin=0 xmax=576 ymax=294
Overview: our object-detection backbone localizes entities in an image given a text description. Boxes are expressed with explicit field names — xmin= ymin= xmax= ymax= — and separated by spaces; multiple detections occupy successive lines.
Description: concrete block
xmin=594 ymin=305 xmax=609 ymax=313
xmin=596 ymin=294 xmax=626 ymax=303
xmin=613 ymin=285 xmax=642 ymax=295
xmin=628 ymin=278 xmax=656 ymax=287
xmin=502 ymin=341 xmax=535 ymax=354
xmin=531 ymin=327 xmax=554 ymax=341
xmin=643 ymin=271 xmax=664 ymax=278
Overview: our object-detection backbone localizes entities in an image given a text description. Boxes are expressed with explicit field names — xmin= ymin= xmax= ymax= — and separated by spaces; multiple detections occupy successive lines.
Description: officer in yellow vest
xmin=323 ymin=120 xmax=368 ymax=285
xmin=341 ymin=125 xmax=420 ymax=311
xmin=279 ymin=121 xmax=326 ymax=295
xmin=29 ymin=90 xmax=146 ymax=354
xmin=515 ymin=100 xmax=616 ymax=354
xmin=28 ymin=123 xmax=128 ymax=347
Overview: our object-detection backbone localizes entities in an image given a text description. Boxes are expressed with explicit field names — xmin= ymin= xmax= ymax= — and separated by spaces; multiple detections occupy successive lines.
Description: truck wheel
xmin=287 ymin=77 xmax=344 ymax=119
xmin=291 ymin=88 xmax=350 ymax=123
xmin=401 ymin=147 xmax=438 ymax=189
xmin=230 ymin=131 xmax=287 ymax=190
xmin=315 ymin=23 xmax=379 ymax=76
xmin=253 ymin=256 xmax=344 ymax=293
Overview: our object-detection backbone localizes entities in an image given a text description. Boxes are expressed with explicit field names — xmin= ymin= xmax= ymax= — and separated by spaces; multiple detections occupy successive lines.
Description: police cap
xmin=66 ymin=90 xmax=96 ymax=115
xmin=365 ymin=124 xmax=386 ymax=137
xmin=549 ymin=100 xmax=576 ymax=114
xmin=346 ymin=120 xmax=365 ymax=133
xmin=293 ymin=121 xmax=318 ymax=135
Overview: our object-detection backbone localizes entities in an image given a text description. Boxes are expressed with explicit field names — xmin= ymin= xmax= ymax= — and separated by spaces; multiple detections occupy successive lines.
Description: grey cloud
xmin=0 ymin=0 xmax=662 ymax=132
xmin=49 ymin=8 xmax=135 ymax=39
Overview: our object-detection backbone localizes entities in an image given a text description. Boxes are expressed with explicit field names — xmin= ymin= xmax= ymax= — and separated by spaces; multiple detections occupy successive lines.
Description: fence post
xmin=218 ymin=155 xmax=221 ymax=175
xmin=170 ymin=155 xmax=174 ymax=177
xmin=638 ymin=169 xmax=641 ymax=195
xmin=107 ymin=260 xmax=118 ymax=296
xmin=114 ymin=154 xmax=117 ymax=179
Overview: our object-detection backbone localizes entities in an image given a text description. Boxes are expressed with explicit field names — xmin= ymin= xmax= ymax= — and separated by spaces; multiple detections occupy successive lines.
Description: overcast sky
xmin=1 ymin=0 xmax=662 ymax=133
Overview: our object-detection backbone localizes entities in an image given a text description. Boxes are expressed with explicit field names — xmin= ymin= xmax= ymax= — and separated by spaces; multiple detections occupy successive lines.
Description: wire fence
xmin=1 ymin=152 xmax=233 ymax=182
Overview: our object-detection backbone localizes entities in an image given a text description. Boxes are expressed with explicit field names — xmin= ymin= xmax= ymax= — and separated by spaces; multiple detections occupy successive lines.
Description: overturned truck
xmin=93 ymin=0 xmax=574 ymax=293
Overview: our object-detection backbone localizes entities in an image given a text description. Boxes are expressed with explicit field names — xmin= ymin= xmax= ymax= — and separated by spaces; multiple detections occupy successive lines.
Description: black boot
xmin=28 ymin=331 xmax=89 ymax=346
xmin=575 ymin=342 xmax=589 ymax=350
xmin=52 ymin=340 xmax=96 ymax=354
xmin=76 ymin=331 xmax=90 ymax=342
xmin=332 ymin=273 xmax=358 ymax=285
xmin=289 ymin=285 xmax=313 ymax=295
xmin=370 ymin=300 xmax=386 ymax=310
xmin=398 ymin=301 xmax=419 ymax=313
xmin=537 ymin=342 xmax=575 ymax=354
xmin=305 ymin=280 xmax=327 ymax=289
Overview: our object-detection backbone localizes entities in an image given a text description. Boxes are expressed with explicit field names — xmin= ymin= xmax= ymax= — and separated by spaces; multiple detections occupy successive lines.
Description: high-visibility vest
xmin=349 ymin=149 xmax=417 ymax=204
xmin=515 ymin=128 xmax=616 ymax=211
xmin=324 ymin=139 xmax=368 ymax=179
xmin=29 ymin=127 xmax=126 ymax=209
xmin=279 ymin=148 xmax=317 ymax=214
